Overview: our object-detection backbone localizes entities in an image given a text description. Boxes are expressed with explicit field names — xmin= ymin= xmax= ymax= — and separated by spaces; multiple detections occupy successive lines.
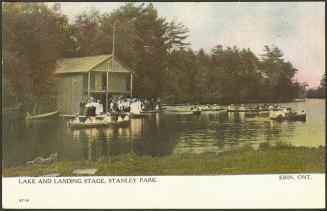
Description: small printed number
xmin=19 ymin=199 xmax=29 ymax=202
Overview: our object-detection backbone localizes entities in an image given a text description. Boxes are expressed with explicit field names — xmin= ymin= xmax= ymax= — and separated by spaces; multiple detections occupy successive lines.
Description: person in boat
xmin=113 ymin=102 xmax=120 ymax=112
xmin=191 ymin=106 xmax=200 ymax=111
xmin=130 ymin=101 xmax=142 ymax=114
xmin=141 ymin=100 xmax=146 ymax=111
xmin=109 ymin=101 xmax=114 ymax=112
xmin=96 ymin=100 xmax=103 ymax=114
xmin=286 ymin=108 xmax=297 ymax=118
xmin=80 ymin=99 xmax=85 ymax=115
xmin=103 ymin=114 xmax=112 ymax=122
xmin=90 ymin=96 xmax=95 ymax=103
xmin=281 ymin=108 xmax=289 ymax=117
xmin=156 ymin=98 xmax=161 ymax=110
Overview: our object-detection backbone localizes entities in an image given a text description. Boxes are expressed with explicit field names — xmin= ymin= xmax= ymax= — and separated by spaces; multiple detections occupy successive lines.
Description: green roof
xmin=54 ymin=54 xmax=134 ymax=74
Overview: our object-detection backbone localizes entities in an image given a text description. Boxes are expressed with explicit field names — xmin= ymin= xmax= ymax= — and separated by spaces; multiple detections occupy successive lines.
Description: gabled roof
xmin=54 ymin=54 xmax=135 ymax=75
xmin=54 ymin=54 xmax=112 ymax=74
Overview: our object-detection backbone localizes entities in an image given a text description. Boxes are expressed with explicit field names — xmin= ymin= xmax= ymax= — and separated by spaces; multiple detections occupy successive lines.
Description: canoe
xmin=26 ymin=111 xmax=60 ymax=121
xmin=67 ymin=119 xmax=130 ymax=129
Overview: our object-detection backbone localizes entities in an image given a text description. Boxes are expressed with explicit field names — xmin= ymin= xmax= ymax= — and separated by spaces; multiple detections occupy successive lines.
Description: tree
xmin=317 ymin=72 xmax=326 ymax=98
xmin=102 ymin=3 xmax=189 ymax=97
xmin=2 ymin=3 xmax=68 ymax=110
xmin=259 ymin=45 xmax=298 ymax=101
xmin=67 ymin=3 xmax=189 ymax=98
xmin=3 ymin=3 xmax=301 ymax=108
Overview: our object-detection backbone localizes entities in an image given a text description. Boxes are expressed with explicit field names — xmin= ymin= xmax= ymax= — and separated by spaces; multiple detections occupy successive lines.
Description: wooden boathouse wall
xmin=54 ymin=54 xmax=134 ymax=115
xmin=56 ymin=74 xmax=83 ymax=115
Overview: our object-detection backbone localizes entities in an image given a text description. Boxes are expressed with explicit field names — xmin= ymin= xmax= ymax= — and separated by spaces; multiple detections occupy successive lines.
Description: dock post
xmin=88 ymin=71 xmax=91 ymax=99
xmin=130 ymin=73 xmax=133 ymax=97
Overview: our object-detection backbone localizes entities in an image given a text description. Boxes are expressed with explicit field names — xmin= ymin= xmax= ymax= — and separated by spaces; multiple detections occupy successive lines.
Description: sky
xmin=51 ymin=2 xmax=325 ymax=87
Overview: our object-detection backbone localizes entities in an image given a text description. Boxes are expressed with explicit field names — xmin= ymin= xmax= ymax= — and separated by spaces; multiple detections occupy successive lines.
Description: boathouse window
xmin=82 ymin=72 xmax=107 ymax=91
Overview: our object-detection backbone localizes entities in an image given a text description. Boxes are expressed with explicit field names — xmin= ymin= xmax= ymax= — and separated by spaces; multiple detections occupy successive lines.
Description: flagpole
xmin=112 ymin=21 xmax=116 ymax=57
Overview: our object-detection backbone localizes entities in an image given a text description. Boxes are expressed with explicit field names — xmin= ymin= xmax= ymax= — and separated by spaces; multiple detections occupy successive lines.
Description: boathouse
xmin=54 ymin=54 xmax=134 ymax=115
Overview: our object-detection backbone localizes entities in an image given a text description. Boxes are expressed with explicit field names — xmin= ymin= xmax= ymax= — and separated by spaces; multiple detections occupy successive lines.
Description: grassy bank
xmin=3 ymin=143 xmax=325 ymax=177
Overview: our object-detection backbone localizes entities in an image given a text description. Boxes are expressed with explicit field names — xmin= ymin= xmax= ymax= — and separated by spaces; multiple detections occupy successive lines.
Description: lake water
xmin=2 ymin=99 xmax=325 ymax=167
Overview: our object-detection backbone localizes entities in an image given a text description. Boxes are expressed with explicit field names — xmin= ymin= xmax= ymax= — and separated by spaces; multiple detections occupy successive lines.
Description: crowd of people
xmin=109 ymin=97 xmax=161 ymax=113
xmin=79 ymin=96 xmax=161 ymax=116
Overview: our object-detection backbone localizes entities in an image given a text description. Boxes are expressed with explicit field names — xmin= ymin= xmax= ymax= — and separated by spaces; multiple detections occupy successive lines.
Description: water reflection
xmin=2 ymin=99 xmax=325 ymax=167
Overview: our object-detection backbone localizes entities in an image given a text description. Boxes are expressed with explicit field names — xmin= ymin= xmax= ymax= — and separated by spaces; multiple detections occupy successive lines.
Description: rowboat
xmin=293 ymin=98 xmax=305 ymax=102
xmin=286 ymin=113 xmax=306 ymax=121
xmin=269 ymin=114 xmax=284 ymax=121
xmin=110 ymin=110 xmax=164 ymax=118
xmin=26 ymin=111 xmax=60 ymax=121
xmin=269 ymin=112 xmax=306 ymax=122
xmin=164 ymin=110 xmax=191 ymax=113
xmin=141 ymin=110 xmax=165 ymax=114
xmin=227 ymin=108 xmax=270 ymax=113
xmin=129 ymin=113 xmax=152 ymax=118
xmin=201 ymin=108 xmax=225 ymax=112
xmin=193 ymin=110 xmax=201 ymax=115
xmin=67 ymin=118 xmax=130 ymax=129
xmin=109 ymin=111 xmax=130 ymax=116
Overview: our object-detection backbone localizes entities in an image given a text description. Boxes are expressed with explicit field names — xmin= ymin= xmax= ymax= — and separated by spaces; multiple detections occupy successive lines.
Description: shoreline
xmin=162 ymin=98 xmax=324 ymax=106
xmin=3 ymin=144 xmax=325 ymax=177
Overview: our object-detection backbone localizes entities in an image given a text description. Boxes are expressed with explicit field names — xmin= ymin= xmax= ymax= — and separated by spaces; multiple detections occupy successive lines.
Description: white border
xmin=2 ymin=174 xmax=325 ymax=209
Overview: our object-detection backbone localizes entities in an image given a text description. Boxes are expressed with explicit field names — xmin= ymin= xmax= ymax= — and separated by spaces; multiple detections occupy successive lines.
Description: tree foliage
xmin=2 ymin=2 xmax=304 ymax=108
xmin=2 ymin=3 xmax=68 ymax=105
xmin=306 ymin=73 xmax=325 ymax=99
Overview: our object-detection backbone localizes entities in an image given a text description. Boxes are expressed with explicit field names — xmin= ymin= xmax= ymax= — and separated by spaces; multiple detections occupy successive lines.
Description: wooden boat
xmin=286 ymin=113 xmax=306 ymax=121
xmin=165 ymin=110 xmax=191 ymax=113
xmin=201 ymin=108 xmax=225 ymax=112
xmin=110 ymin=110 xmax=164 ymax=118
xmin=141 ymin=110 xmax=165 ymax=114
xmin=269 ymin=113 xmax=306 ymax=122
xmin=227 ymin=108 xmax=270 ymax=113
xmin=269 ymin=114 xmax=284 ymax=121
xmin=109 ymin=111 xmax=130 ymax=116
xmin=26 ymin=110 xmax=60 ymax=121
xmin=67 ymin=119 xmax=130 ymax=129
xmin=293 ymin=98 xmax=305 ymax=102
xmin=193 ymin=110 xmax=201 ymax=115
xmin=129 ymin=113 xmax=151 ymax=118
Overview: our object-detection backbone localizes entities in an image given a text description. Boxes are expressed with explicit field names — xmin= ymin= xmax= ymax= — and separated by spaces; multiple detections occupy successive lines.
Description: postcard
xmin=2 ymin=1 xmax=325 ymax=209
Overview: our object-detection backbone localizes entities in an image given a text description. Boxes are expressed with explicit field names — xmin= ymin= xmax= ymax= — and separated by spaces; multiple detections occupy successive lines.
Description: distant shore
xmin=3 ymin=143 xmax=325 ymax=177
